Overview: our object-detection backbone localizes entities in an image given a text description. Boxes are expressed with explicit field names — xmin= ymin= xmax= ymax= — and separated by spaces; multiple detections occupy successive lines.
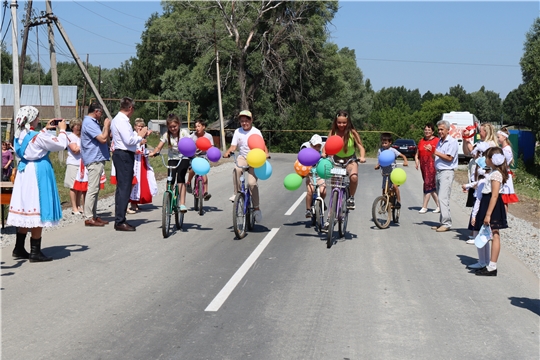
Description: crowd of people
xmin=4 ymin=104 xmax=518 ymax=275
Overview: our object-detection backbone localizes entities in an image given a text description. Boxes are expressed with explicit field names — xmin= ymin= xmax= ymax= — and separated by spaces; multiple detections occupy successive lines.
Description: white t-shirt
xmin=231 ymin=126 xmax=263 ymax=157
xmin=191 ymin=132 xmax=214 ymax=155
xmin=66 ymin=133 xmax=82 ymax=166
xmin=160 ymin=129 xmax=190 ymax=160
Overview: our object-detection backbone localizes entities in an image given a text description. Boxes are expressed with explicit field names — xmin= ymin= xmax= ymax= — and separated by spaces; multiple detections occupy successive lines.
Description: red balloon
xmin=196 ymin=137 xmax=212 ymax=151
xmin=248 ymin=134 xmax=265 ymax=150
xmin=324 ymin=135 xmax=344 ymax=155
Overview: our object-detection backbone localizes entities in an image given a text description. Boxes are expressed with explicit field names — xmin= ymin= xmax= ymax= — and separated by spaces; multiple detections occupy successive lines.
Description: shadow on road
xmin=508 ymin=297 xmax=540 ymax=316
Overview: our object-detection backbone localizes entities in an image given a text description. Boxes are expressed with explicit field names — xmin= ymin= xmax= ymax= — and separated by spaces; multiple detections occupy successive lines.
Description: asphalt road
xmin=2 ymin=153 xmax=538 ymax=360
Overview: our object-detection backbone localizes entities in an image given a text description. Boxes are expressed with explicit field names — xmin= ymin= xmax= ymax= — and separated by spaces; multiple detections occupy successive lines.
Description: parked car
xmin=392 ymin=139 xmax=417 ymax=158
xmin=300 ymin=135 xmax=327 ymax=151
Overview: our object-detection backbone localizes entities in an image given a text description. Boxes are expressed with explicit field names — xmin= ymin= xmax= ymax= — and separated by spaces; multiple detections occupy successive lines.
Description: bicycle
xmin=192 ymin=155 xmax=209 ymax=216
xmin=157 ymin=153 xmax=184 ymax=238
xmin=307 ymin=166 xmax=326 ymax=233
xmin=226 ymin=152 xmax=255 ymax=239
xmin=372 ymin=166 xmax=400 ymax=229
xmin=324 ymin=157 xmax=356 ymax=249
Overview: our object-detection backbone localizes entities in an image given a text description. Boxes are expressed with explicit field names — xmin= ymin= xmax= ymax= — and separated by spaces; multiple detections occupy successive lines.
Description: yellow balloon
xmin=246 ymin=148 xmax=266 ymax=168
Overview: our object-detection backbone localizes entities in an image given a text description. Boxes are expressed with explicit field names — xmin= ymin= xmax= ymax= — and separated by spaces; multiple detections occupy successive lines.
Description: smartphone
xmin=51 ymin=118 xmax=62 ymax=125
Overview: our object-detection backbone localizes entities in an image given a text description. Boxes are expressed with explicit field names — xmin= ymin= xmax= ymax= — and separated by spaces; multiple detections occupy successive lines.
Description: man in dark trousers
xmin=110 ymin=97 xmax=149 ymax=231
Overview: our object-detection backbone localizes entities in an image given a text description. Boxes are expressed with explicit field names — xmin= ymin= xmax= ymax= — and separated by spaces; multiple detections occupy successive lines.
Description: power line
xmin=1 ymin=18 xmax=10 ymax=44
xmin=95 ymin=0 xmax=148 ymax=21
xmin=57 ymin=17 xmax=137 ymax=48
xmin=72 ymin=0 xmax=142 ymax=33
xmin=356 ymin=57 xmax=519 ymax=68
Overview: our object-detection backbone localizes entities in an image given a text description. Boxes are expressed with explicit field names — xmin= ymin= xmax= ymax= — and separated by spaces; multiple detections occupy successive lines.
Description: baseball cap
xmin=310 ymin=134 xmax=323 ymax=146
xmin=239 ymin=110 xmax=252 ymax=119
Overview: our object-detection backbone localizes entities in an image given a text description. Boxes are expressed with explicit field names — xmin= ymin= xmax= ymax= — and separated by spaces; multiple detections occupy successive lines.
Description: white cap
xmin=310 ymin=134 xmax=323 ymax=146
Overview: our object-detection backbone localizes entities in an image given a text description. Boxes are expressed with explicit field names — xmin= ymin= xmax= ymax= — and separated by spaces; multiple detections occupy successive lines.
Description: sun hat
xmin=310 ymin=134 xmax=323 ymax=146
xmin=239 ymin=110 xmax=252 ymax=119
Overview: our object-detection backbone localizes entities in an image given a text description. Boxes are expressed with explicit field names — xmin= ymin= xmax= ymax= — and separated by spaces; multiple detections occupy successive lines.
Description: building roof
xmin=1 ymin=84 xmax=77 ymax=106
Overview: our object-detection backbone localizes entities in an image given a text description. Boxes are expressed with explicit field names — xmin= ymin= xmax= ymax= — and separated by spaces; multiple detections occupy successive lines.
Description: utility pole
xmin=81 ymin=54 xmax=88 ymax=118
xmin=19 ymin=0 xmax=33 ymax=92
xmin=214 ymin=20 xmax=226 ymax=151
xmin=46 ymin=0 xmax=61 ymax=120
xmin=9 ymin=0 xmax=20 ymax=142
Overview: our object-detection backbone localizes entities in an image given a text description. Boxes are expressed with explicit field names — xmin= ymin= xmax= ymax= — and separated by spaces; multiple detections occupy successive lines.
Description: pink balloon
xmin=178 ymin=137 xmax=196 ymax=157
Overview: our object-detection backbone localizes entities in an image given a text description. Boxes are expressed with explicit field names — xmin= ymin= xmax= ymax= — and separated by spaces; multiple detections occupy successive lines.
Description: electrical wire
xmin=356 ymin=57 xmax=519 ymax=68
xmin=95 ymin=0 xmax=148 ymax=21
xmin=72 ymin=0 xmax=141 ymax=33
xmin=58 ymin=17 xmax=136 ymax=48
xmin=0 ymin=0 xmax=7 ymax=32
xmin=0 ymin=17 xmax=10 ymax=44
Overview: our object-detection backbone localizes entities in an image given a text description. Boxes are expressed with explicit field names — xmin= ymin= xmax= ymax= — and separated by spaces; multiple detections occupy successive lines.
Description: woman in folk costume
xmin=8 ymin=106 xmax=69 ymax=262
xmin=63 ymin=118 xmax=87 ymax=215
xmin=128 ymin=118 xmax=157 ymax=212
xmin=496 ymin=127 xmax=519 ymax=211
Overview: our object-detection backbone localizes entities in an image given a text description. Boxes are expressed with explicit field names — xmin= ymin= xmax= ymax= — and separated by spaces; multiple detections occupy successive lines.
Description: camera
xmin=51 ymin=118 xmax=62 ymax=125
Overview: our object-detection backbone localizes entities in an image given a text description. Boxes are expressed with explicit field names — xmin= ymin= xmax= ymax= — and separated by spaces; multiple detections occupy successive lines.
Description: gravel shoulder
xmin=2 ymin=162 xmax=538 ymax=278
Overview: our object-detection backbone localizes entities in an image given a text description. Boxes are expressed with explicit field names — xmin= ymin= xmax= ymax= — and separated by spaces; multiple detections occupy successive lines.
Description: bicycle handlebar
xmin=225 ymin=152 xmax=250 ymax=170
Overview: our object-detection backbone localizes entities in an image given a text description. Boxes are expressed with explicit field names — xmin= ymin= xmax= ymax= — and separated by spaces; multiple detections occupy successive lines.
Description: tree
xmin=502 ymin=84 xmax=526 ymax=125
xmin=520 ymin=17 xmax=540 ymax=139
xmin=448 ymin=84 xmax=474 ymax=111
xmin=1 ymin=45 xmax=12 ymax=83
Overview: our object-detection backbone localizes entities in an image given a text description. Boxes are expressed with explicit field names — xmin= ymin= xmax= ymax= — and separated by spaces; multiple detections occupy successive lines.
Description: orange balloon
xmin=196 ymin=137 xmax=212 ymax=151
xmin=248 ymin=134 xmax=265 ymax=150
xmin=294 ymin=160 xmax=311 ymax=177
xmin=324 ymin=135 xmax=344 ymax=155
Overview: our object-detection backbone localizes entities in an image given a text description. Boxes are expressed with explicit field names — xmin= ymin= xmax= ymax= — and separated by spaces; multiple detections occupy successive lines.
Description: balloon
xmin=254 ymin=161 xmax=272 ymax=180
xmin=196 ymin=137 xmax=212 ymax=151
xmin=390 ymin=168 xmax=407 ymax=186
xmin=248 ymin=134 xmax=265 ymax=150
xmin=294 ymin=160 xmax=311 ymax=177
xmin=246 ymin=148 xmax=266 ymax=168
xmin=206 ymin=146 xmax=221 ymax=162
xmin=178 ymin=137 xmax=196 ymax=157
xmin=297 ymin=147 xmax=321 ymax=167
xmin=324 ymin=135 xmax=344 ymax=155
xmin=378 ymin=149 xmax=395 ymax=167
xmin=316 ymin=158 xmax=333 ymax=179
xmin=283 ymin=173 xmax=303 ymax=191
xmin=191 ymin=157 xmax=210 ymax=176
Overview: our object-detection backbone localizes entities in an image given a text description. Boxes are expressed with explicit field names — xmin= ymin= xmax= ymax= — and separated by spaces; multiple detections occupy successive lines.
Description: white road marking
xmin=205 ymin=228 xmax=280 ymax=312
xmin=285 ymin=192 xmax=306 ymax=216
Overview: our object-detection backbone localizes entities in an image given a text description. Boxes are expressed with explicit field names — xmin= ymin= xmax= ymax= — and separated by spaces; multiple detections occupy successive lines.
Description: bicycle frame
xmin=231 ymin=153 xmax=252 ymax=215
xmin=326 ymin=157 xmax=355 ymax=220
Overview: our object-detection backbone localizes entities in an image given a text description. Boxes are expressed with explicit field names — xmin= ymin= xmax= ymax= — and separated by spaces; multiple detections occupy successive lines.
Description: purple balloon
xmin=298 ymin=147 xmax=321 ymax=167
xmin=178 ymin=137 xmax=196 ymax=157
xmin=207 ymin=146 xmax=221 ymax=162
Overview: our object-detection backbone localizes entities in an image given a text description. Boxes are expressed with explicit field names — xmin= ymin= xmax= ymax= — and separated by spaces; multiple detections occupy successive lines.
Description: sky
xmin=2 ymin=1 xmax=539 ymax=99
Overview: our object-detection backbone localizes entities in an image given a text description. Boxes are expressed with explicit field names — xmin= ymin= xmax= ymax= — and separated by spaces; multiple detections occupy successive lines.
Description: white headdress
xmin=497 ymin=130 xmax=509 ymax=139
xmin=491 ymin=153 xmax=505 ymax=166
xmin=15 ymin=106 xmax=39 ymax=137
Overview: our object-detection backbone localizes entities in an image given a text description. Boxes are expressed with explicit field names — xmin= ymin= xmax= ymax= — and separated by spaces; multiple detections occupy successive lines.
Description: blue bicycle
xmin=228 ymin=152 xmax=255 ymax=239
xmin=308 ymin=167 xmax=326 ymax=233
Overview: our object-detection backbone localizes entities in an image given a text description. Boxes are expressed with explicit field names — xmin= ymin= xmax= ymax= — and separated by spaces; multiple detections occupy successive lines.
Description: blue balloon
xmin=254 ymin=161 xmax=272 ymax=180
xmin=378 ymin=149 xmax=395 ymax=167
xmin=191 ymin=157 xmax=210 ymax=176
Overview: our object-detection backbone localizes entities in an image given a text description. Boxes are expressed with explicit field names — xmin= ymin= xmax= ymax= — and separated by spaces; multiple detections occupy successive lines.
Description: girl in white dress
xmin=63 ymin=118 xmax=87 ymax=215
xmin=129 ymin=118 xmax=157 ymax=212
xmin=8 ymin=106 xmax=69 ymax=262
xmin=496 ymin=127 xmax=519 ymax=211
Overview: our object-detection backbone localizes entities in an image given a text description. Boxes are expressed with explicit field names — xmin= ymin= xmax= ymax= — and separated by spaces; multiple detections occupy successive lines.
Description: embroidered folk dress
xmin=7 ymin=129 xmax=68 ymax=228
xmin=130 ymin=142 xmax=158 ymax=205
xmin=501 ymin=145 xmax=519 ymax=204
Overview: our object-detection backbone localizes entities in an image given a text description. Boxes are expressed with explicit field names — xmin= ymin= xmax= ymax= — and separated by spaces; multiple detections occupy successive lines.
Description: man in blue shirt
xmin=81 ymin=102 xmax=111 ymax=227
xmin=425 ymin=119 xmax=458 ymax=232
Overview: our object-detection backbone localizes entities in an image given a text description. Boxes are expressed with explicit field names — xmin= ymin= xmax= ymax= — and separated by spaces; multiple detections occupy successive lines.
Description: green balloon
xmin=283 ymin=173 xmax=303 ymax=191
xmin=316 ymin=158 xmax=333 ymax=179
xmin=390 ymin=168 xmax=407 ymax=185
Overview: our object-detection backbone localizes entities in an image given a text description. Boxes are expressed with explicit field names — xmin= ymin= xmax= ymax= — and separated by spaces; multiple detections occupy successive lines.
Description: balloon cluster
xmin=284 ymin=135 xmax=344 ymax=191
xmin=177 ymin=137 xmax=222 ymax=176
xmin=245 ymin=134 xmax=272 ymax=180
xmin=377 ymin=149 xmax=407 ymax=186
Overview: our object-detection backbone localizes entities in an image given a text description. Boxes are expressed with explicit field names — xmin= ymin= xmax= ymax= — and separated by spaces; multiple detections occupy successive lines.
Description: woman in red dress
xmin=414 ymin=124 xmax=440 ymax=213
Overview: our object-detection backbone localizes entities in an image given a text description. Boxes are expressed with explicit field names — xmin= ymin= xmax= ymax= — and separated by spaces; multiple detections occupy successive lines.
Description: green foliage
xmin=503 ymin=84 xmax=526 ymax=125
xmin=1 ymin=44 xmax=12 ymax=83
xmin=520 ymin=17 xmax=540 ymax=140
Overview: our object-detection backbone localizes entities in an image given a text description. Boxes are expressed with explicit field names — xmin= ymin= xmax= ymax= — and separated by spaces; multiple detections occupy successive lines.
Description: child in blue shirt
xmin=374 ymin=133 xmax=408 ymax=208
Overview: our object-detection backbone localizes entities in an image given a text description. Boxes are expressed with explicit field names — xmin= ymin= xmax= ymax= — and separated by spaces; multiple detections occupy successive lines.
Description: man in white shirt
xmin=223 ymin=110 xmax=269 ymax=223
xmin=110 ymin=97 xmax=149 ymax=231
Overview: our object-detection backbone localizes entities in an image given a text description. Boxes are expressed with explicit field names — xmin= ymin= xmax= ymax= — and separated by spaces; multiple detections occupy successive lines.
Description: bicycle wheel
xmin=174 ymin=190 xmax=182 ymax=230
xmin=314 ymin=199 xmax=323 ymax=232
xmin=326 ymin=192 xmax=338 ymax=248
xmin=339 ymin=188 xmax=349 ymax=238
xmin=391 ymin=195 xmax=400 ymax=224
xmin=162 ymin=191 xmax=172 ymax=238
xmin=197 ymin=178 xmax=204 ymax=216
xmin=372 ymin=195 xmax=391 ymax=229
xmin=233 ymin=193 xmax=247 ymax=239
xmin=246 ymin=197 xmax=255 ymax=231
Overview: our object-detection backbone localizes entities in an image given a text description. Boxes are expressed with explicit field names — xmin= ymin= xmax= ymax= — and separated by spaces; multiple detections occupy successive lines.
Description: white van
xmin=440 ymin=111 xmax=479 ymax=159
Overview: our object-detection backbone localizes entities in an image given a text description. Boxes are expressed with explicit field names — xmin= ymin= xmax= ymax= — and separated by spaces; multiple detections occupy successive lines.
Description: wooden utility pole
xmin=19 ymin=0 xmax=33 ymax=92
xmin=46 ymin=0 xmax=61 ymax=120
xmin=81 ymin=54 xmax=89 ymax=118
xmin=214 ymin=20 xmax=226 ymax=151
xmin=9 ymin=0 xmax=20 ymax=142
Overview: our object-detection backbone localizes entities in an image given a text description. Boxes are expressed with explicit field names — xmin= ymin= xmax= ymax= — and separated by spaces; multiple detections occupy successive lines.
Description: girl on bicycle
xmin=148 ymin=114 xmax=191 ymax=213
xmin=321 ymin=110 xmax=366 ymax=210
xmin=187 ymin=119 xmax=214 ymax=201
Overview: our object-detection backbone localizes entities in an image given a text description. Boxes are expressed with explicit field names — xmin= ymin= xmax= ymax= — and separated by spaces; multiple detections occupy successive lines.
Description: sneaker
xmin=126 ymin=208 xmax=136 ymax=214
xmin=466 ymin=239 xmax=475 ymax=244
xmin=433 ymin=207 xmax=440 ymax=213
xmin=418 ymin=207 xmax=428 ymax=214
xmin=179 ymin=204 xmax=188 ymax=213
xmin=305 ymin=209 xmax=312 ymax=218
xmin=229 ymin=194 xmax=236 ymax=202
xmin=204 ymin=192 xmax=212 ymax=201
xmin=253 ymin=210 xmax=262 ymax=223
xmin=321 ymin=222 xmax=329 ymax=233
xmin=395 ymin=201 xmax=401 ymax=209
xmin=186 ymin=183 xmax=192 ymax=194
xmin=347 ymin=197 xmax=355 ymax=210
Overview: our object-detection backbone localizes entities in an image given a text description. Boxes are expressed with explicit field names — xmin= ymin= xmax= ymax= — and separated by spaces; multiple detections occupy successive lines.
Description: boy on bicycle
xmin=374 ymin=133 xmax=408 ymax=209
xmin=223 ymin=110 xmax=269 ymax=223
xmin=187 ymin=119 xmax=214 ymax=201
xmin=305 ymin=134 xmax=327 ymax=218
